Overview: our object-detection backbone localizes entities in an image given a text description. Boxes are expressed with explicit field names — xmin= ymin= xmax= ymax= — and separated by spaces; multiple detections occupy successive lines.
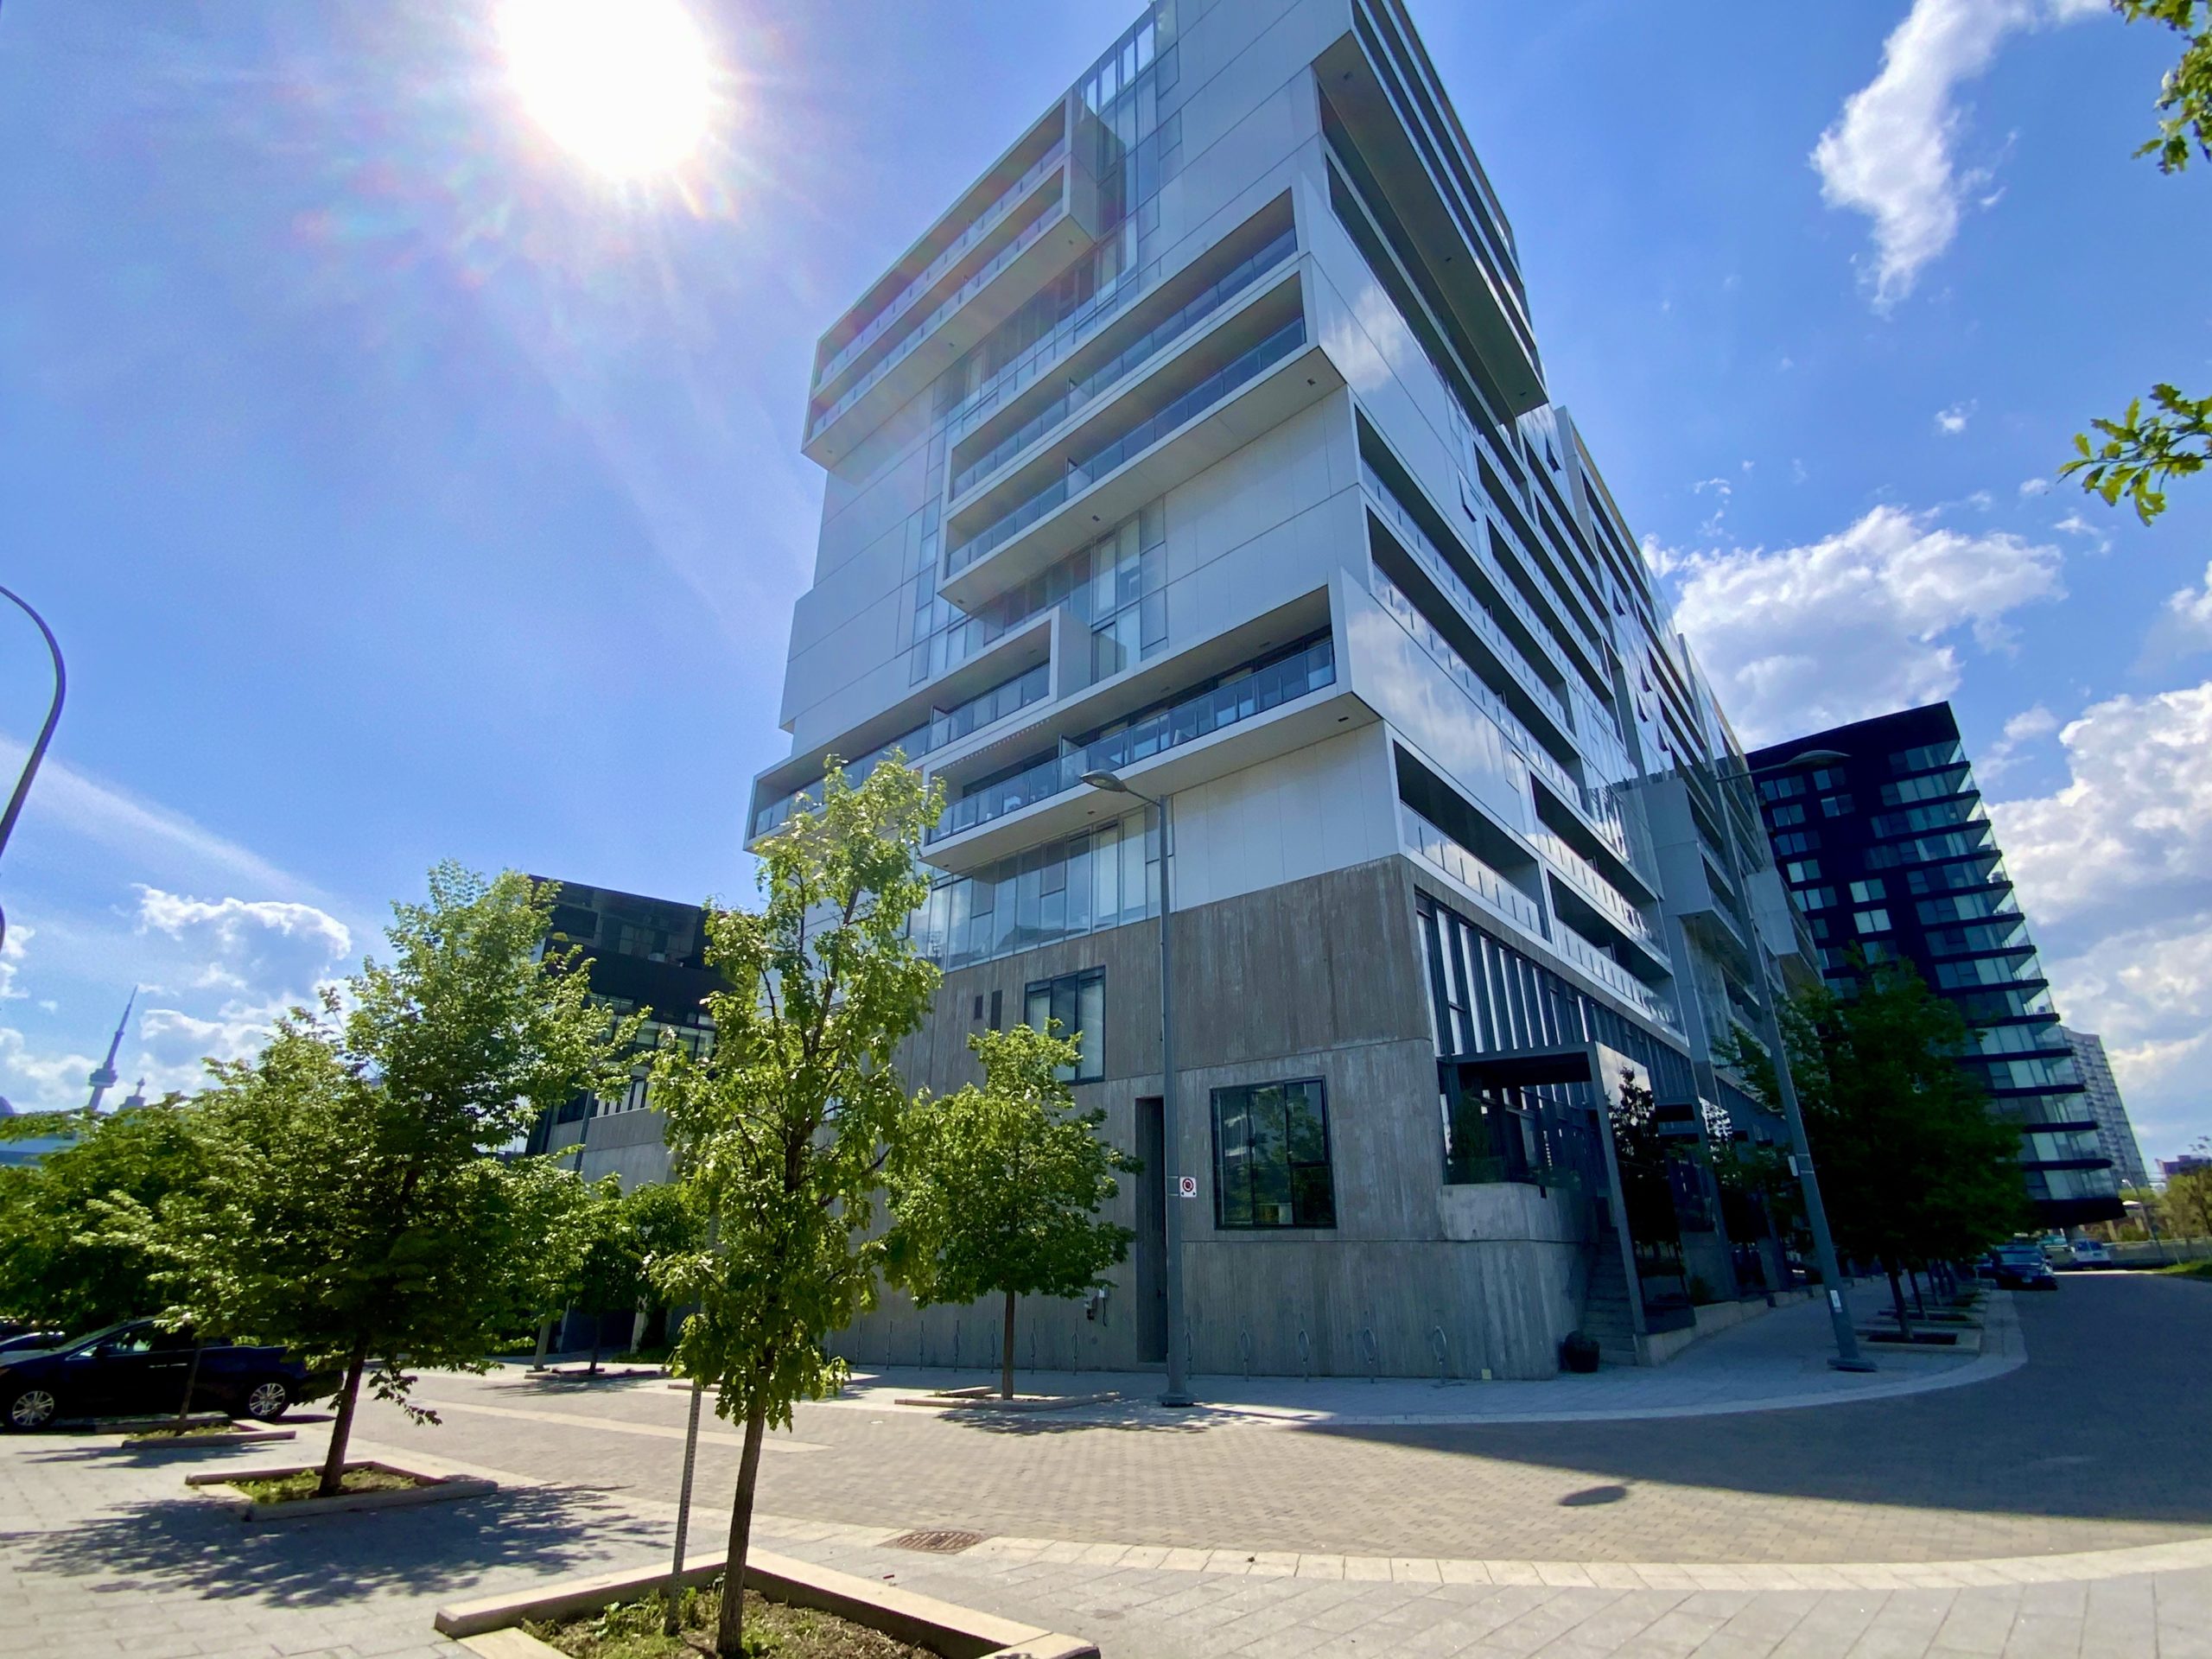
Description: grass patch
xmin=2160 ymin=1259 xmax=2212 ymax=1281
xmin=232 ymin=1466 xmax=426 ymax=1504
xmin=527 ymin=1581 xmax=942 ymax=1659
xmin=126 ymin=1422 xmax=238 ymax=1441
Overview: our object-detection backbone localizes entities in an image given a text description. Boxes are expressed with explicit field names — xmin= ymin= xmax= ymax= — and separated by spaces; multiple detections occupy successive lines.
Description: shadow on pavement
xmin=1297 ymin=1276 xmax=2212 ymax=1529
xmin=4 ymin=1483 xmax=664 ymax=1607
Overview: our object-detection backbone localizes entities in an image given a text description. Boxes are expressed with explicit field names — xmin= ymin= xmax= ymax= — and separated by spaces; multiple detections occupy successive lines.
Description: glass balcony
xmin=753 ymin=661 xmax=1051 ymax=841
xmin=1552 ymin=923 xmax=1683 ymax=1039
xmin=1359 ymin=465 xmax=1569 ymax=732
xmin=1401 ymin=807 xmax=1543 ymax=936
xmin=950 ymin=228 xmax=1299 ymax=499
xmin=809 ymin=191 xmax=1073 ymax=445
xmin=814 ymin=137 xmax=1069 ymax=397
xmin=1531 ymin=828 xmax=1661 ymax=953
xmin=947 ymin=316 xmax=1309 ymax=576
xmin=928 ymin=634 xmax=1336 ymax=843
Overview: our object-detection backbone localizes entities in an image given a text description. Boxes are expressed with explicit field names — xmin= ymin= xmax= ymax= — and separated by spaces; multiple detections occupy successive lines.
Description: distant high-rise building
xmin=2163 ymin=1154 xmax=2210 ymax=1179
xmin=2063 ymin=1028 xmax=2149 ymax=1192
xmin=1747 ymin=702 xmax=2121 ymax=1227
xmin=521 ymin=879 xmax=720 ymax=1188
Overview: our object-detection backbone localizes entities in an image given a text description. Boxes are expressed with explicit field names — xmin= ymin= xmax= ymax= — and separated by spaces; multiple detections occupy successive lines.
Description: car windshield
xmin=60 ymin=1320 xmax=145 ymax=1355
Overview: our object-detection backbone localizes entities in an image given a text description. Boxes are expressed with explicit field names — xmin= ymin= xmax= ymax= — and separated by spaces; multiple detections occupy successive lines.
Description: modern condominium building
xmin=753 ymin=0 xmax=1818 ymax=1378
xmin=1745 ymin=703 xmax=2124 ymax=1229
xmin=2063 ymin=1027 xmax=2150 ymax=1193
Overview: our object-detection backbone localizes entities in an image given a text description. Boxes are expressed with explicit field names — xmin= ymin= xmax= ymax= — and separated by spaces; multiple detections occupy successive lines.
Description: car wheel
xmin=243 ymin=1379 xmax=291 ymax=1422
xmin=5 ymin=1388 xmax=59 ymax=1432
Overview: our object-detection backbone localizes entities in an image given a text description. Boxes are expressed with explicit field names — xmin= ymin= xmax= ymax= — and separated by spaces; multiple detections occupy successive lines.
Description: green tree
xmin=1723 ymin=964 xmax=2028 ymax=1334
xmin=160 ymin=866 xmax=639 ymax=1496
xmin=2168 ymin=1164 xmax=2212 ymax=1238
xmin=2063 ymin=2 xmax=2212 ymax=523
xmin=647 ymin=760 xmax=941 ymax=1659
xmin=0 ymin=1099 xmax=201 ymax=1332
xmin=887 ymin=1020 xmax=1136 ymax=1401
xmin=550 ymin=1177 xmax=702 ymax=1372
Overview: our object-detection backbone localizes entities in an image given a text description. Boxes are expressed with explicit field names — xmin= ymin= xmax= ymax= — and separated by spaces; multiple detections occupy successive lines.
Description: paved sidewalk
xmin=829 ymin=1288 xmax=2017 ymax=1427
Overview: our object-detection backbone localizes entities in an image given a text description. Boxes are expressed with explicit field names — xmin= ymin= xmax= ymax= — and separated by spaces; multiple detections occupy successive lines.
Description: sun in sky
xmin=498 ymin=0 xmax=713 ymax=179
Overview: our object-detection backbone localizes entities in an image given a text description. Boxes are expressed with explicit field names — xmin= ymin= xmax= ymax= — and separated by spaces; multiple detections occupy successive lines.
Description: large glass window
xmin=1024 ymin=968 xmax=1105 ymax=1082
xmin=1211 ymin=1079 xmax=1336 ymax=1230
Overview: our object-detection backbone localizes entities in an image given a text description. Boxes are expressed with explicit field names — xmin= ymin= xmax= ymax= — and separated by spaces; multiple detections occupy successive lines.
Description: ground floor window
xmin=1211 ymin=1078 xmax=1336 ymax=1229
xmin=1024 ymin=968 xmax=1104 ymax=1081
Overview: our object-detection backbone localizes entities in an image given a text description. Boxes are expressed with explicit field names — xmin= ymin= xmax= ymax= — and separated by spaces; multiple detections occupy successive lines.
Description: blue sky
xmin=2 ymin=1 xmax=2208 ymax=1165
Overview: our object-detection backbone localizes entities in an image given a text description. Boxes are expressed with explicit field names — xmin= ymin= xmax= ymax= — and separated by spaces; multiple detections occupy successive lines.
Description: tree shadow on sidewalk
xmin=2 ymin=1483 xmax=665 ymax=1609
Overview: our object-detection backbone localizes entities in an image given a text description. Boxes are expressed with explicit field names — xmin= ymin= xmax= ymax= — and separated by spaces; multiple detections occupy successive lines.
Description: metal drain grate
xmin=887 ymin=1528 xmax=986 ymax=1554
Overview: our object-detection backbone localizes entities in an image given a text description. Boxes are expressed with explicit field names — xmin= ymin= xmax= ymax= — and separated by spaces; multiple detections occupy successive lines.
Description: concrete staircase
xmin=1579 ymin=1247 xmax=1642 ymax=1367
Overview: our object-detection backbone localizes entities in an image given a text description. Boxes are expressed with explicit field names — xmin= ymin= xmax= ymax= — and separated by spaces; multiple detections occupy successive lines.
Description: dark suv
xmin=0 ymin=1321 xmax=319 ymax=1431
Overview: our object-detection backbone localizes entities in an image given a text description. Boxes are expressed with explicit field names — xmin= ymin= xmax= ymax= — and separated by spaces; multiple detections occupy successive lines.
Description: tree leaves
xmin=885 ymin=1021 xmax=1137 ymax=1313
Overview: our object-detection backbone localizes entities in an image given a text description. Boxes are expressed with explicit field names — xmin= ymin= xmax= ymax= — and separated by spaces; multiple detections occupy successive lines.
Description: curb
xmin=185 ymin=1459 xmax=498 ymax=1522
xmin=434 ymin=1548 xmax=1096 ymax=1659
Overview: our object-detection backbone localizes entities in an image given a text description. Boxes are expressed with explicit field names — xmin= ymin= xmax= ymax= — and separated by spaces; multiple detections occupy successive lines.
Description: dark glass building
xmin=1746 ymin=702 xmax=2120 ymax=1227
xmin=521 ymin=879 xmax=720 ymax=1187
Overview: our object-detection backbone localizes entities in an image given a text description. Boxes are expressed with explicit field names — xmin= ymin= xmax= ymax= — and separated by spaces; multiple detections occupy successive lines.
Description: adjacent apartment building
xmin=750 ymin=0 xmax=1820 ymax=1378
xmin=523 ymin=879 xmax=719 ymax=1187
xmin=1745 ymin=703 xmax=2124 ymax=1229
xmin=2063 ymin=1027 xmax=2150 ymax=1192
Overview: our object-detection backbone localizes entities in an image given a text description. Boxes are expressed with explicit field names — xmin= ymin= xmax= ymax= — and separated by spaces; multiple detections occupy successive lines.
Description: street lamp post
xmin=0 ymin=585 xmax=67 ymax=960
xmin=1080 ymin=767 xmax=1194 ymax=1407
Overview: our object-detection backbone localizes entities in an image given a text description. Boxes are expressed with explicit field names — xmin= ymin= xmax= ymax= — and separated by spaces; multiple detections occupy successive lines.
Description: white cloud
xmin=1935 ymin=401 xmax=1975 ymax=435
xmin=1978 ymin=702 xmax=2059 ymax=781
xmin=2145 ymin=562 xmax=2212 ymax=663
xmin=1662 ymin=504 xmax=2065 ymax=744
xmin=2018 ymin=477 xmax=2052 ymax=499
xmin=2050 ymin=512 xmax=2113 ymax=556
xmin=0 ymin=1027 xmax=104 ymax=1115
xmin=1987 ymin=682 xmax=2212 ymax=1159
xmin=0 ymin=924 xmax=28 ymax=1001
xmin=135 ymin=888 xmax=352 ymax=984
xmin=1992 ymin=685 xmax=2212 ymax=927
xmin=1813 ymin=0 xmax=2102 ymax=308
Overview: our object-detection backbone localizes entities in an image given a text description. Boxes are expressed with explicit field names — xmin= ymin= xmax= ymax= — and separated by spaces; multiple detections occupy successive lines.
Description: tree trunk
xmin=588 ymin=1319 xmax=601 ymax=1377
xmin=174 ymin=1340 xmax=207 ymax=1431
xmin=534 ymin=1318 xmax=554 ymax=1367
xmin=1910 ymin=1270 xmax=1925 ymax=1316
xmin=714 ymin=1397 xmax=769 ymax=1658
xmin=1001 ymin=1289 xmax=1016 ymax=1402
xmin=1885 ymin=1262 xmax=1913 ymax=1341
xmin=318 ymin=1337 xmax=372 ymax=1498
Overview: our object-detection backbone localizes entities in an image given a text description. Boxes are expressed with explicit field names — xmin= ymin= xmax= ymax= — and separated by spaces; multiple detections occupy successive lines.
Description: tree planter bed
xmin=434 ymin=1548 xmax=1096 ymax=1659
xmin=121 ymin=1424 xmax=296 ymax=1451
xmin=892 ymin=1389 xmax=1121 ymax=1414
xmin=64 ymin=1411 xmax=233 ymax=1435
xmin=186 ymin=1459 xmax=497 ymax=1521
xmin=1860 ymin=1329 xmax=1962 ymax=1346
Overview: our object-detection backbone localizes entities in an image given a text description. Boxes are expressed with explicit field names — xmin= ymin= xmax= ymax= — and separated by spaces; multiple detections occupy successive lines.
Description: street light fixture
xmin=0 ymin=585 xmax=67 ymax=961
xmin=1080 ymin=766 xmax=1195 ymax=1407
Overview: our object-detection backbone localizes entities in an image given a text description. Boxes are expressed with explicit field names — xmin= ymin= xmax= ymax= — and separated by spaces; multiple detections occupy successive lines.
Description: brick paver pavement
xmin=3 ymin=1273 xmax=2207 ymax=1656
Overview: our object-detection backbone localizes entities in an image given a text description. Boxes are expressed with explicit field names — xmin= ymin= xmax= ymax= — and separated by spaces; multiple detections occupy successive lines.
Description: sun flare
xmin=499 ymin=0 xmax=712 ymax=180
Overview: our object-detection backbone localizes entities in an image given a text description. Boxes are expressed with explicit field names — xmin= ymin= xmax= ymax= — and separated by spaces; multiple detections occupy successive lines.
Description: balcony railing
xmin=950 ymin=229 xmax=1300 ymax=499
xmin=1553 ymin=923 xmax=1682 ymax=1038
xmin=809 ymin=192 xmax=1071 ymax=444
xmin=1359 ymin=465 xmax=1569 ymax=731
xmin=1402 ymin=807 xmax=1544 ymax=936
xmin=928 ymin=635 xmax=1336 ymax=843
xmin=1531 ymin=828 xmax=1661 ymax=952
xmin=947 ymin=316 xmax=1308 ymax=576
xmin=753 ymin=661 xmax=1052 ymax=841
xmin=815 ymin=137 xmax=1068 ymax=395
xmin=1365 ymin=568 xmax=1592 ymax=810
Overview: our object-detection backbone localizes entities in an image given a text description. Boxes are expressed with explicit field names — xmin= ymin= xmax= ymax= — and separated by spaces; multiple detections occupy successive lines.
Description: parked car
xmin=2067 ymin=1239 xmax=2113 ymax=1268
xmin=0 ymin=1321 xmax=320 ymax=1432
xmin=1985 ymin=1243 xmax=2058 ymax=1291
xmin=0 ymin=1327 xmax=67 ymax=1356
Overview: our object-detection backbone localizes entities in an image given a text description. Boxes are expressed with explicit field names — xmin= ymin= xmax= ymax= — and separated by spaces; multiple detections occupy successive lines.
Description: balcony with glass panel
xmin=938 ymin=279 xmax=1339 ymax=612
xmin=804 ymin=108 xmax=1106 ymax=467
xmin=1532 ymin=829 xmax=1669 ymax=978
xmin=921 ymin=620 xmax=1357 ymax=872
xmin=947 ymin=211 xmax=1299 ymax=506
